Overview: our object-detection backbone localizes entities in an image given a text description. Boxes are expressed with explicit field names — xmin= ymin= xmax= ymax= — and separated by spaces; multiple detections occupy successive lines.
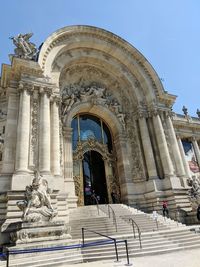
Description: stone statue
xmin=197 ymin=109 xmax=200 ymax=119
xmin=112 ymin=100 xmax=126 ymax=128
xmin=182 ymin=105 xmax=188 ymax=116
xmin=10 ymin=33 xmax=38 ymax=60
xmin=187 ymin=175 xmax=200 ymax=206
xmin=62 ymin=92 xmax=77 ymax=116
xmin=17 ymin=171 xmax=57 ymax=222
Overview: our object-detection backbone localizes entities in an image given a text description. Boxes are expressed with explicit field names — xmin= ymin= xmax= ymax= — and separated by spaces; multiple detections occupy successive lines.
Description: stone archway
xmin=70 ymin=113 xmax=121 ymax=206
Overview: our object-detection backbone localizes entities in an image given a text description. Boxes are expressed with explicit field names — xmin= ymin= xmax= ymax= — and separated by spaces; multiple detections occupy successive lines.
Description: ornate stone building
xmin=0 ymin=25 xmax=200 ymax=237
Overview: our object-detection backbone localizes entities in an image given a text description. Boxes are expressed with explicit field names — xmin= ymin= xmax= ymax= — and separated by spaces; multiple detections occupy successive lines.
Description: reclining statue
xmin=17 ymin=171 xmax=57 ymax=223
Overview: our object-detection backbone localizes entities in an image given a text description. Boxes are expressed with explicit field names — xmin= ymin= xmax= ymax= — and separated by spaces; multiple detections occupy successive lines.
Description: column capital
xmin=18 ymin=82 xmax=34 ymax=95
xmin=190 ymin=136 xmax=200 ymax=142
xmin=39 ymin=86 xmax=52 ymax=97
xmin=51 ymin=95 xmax=61 ymax=106
xmin=136 ymin=108 xmax=148 ymax=119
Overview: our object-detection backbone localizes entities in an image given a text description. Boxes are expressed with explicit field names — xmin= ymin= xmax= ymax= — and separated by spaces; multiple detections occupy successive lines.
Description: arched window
xmin=71 ymin=114 xmax=112 ymax=152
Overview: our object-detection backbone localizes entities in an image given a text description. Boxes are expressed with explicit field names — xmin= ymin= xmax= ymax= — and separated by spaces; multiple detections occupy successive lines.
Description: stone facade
xmin=0 ymin=26 xmax=200 ymax=243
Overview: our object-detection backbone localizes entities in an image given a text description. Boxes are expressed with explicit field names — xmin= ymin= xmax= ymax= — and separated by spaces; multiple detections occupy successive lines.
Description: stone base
xmin=3 ymin=220 xmax=71 ymax=245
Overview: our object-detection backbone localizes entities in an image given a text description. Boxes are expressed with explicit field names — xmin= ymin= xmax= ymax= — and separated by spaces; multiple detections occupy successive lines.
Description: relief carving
xmin=126 ymin=116 xmax=145 ymax=181
xmin=30 ymin=91 xmax=39 ymax=168
xmin=61 ymin=82 xmax=126 ymax=129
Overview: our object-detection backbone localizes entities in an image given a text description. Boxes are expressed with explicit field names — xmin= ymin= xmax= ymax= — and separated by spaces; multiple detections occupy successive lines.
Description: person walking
xmin=162 ymin=200 xmax=169 ymax=217
xmin=196 ymin=204 xmax=200 ymax=221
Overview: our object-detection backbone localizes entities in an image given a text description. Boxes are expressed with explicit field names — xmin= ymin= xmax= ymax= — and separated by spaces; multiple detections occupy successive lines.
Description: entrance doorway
xmin=82 ymin=150 xmax=108 ymax=205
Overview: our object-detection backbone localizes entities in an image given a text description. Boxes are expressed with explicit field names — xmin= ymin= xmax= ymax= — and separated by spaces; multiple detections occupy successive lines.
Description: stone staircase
xmin=0 ymin=204 xmax=200 ymax=266
xmin=69 ymin=204 xmax=200 ymax=262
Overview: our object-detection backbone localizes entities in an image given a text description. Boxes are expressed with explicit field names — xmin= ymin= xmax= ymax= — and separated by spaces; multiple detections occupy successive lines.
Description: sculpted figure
xmin=62 ymin=92 xmax=76 ymax=115
xmin=10 ymin=33 xmax=38 ymax=60
xmin=112 ymin=100 xmax=126 ymax=128
xmin=187 ymin=175 xmax=200 ymax=206
xmin=17 ymin=171 xmax=57 ymax=222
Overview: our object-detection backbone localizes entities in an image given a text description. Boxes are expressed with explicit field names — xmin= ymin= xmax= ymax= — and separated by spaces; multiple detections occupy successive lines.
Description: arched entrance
xmin=72 ymin=114 xmax=121 ymax=206
xmin=83 ymin=150 xmax=108 ymax=205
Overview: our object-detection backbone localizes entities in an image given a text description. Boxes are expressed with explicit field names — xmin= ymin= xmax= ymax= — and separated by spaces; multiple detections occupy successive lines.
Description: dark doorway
xmin=82 ymin=150 xmax=108 ymax=205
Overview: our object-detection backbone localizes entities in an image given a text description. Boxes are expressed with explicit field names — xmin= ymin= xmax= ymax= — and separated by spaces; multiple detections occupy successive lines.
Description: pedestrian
xmin=162 ymin=200 xmax=169 ymax=217
xmin=111 ymin=191 xmax=116 ymax=204
xmin=196 ymin=204 xmax=200 ymax=221
xmin=91 ymin=190 xmax=98 ymax=205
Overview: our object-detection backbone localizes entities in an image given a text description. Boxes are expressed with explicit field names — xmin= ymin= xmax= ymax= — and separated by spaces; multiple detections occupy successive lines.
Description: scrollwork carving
xmin=30 ymin=91 xmax=39 ymax=168
xmin=126 ymin=116 xmax=145 ymax=181
xmin=73 ymin=175 xmax=84 ymax=206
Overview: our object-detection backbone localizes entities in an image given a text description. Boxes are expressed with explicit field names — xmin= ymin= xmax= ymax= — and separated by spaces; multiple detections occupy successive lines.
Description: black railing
xmin=1 ymin=235 xmax=133 ymax=267
xmin=82 ymin=228 xmax=132 ymax=266
xmin=107 ymin=204 xmax=118 ymax=232
xmin=128 ymin=218 xmax=142 ymax=249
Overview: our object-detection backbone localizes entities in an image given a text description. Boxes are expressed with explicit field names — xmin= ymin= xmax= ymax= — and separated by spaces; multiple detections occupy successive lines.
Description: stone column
xmin=152 ymin=112 xmax=174 ymax=176
xmin=138 ymin=115 xmax=157 ymax=179
xmin=39 ymin=88 xmax=51 ymax=174
xmin=165 ymin=114 xmax=185 ymax=177
xmin=63 ymin=126 xmax=77 ymax=208
xmin=177 ymin=136 xmax=191 ymax=178
xmin=50 ymin=96 xmax=61 ymax=176
xmin=192 ymin=137 xmax=200 ymax=167
xmin=15 ymin=84 xmax=31 ymax=173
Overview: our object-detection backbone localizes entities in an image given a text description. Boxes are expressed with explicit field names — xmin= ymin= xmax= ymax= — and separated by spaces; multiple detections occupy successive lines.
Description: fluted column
xmin=192 ymin=137 xmax=200 ymax=167
xmin=152 ymin=112 xmax=174 ymax=176
xmin=50 ymin=96 xmax=61 ymax=176
xmin=63 ymin=126 xmax=77 ymax=208
xmin=177 ymin=136 xmax=191 ymax=178
xmin=15 ymin=84 xmax=31 ymax=173
xmin=39 ymin=88 xmax=51 ymax=174
xmin=138 ymin=116 xmax=157 ymax=179
xmin=166 ymin=114 xmax=185 ymax=177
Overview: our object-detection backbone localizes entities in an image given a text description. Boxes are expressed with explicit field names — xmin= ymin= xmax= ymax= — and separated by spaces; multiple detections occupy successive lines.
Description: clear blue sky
xmin=1 ymin=0 xmax=200 ymax=116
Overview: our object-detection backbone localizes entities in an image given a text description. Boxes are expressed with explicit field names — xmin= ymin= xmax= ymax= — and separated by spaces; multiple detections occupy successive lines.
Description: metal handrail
xmin=82 ymin=228 xmax=131 ymax=265
xmin=128 ymin=218 xmax=142 ymax=249
xmin=92 ymin=195 xmax=100 ymax=215
xmin=107 ymin=204 xmax=118 ymax=232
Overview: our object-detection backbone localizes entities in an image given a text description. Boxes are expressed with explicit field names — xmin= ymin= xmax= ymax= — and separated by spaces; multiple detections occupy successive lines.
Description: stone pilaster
xmin=114 ymin=133 xmax=133 ymax=203
xmin=63 ymin=126 xmax=77 ymax=208
xmin=15 ymin=84 xmax=31 ymax=173
xmin=2 ymin=88 xmax=18 ymax=175
xmin=166 ymin=114 xmax=185 ymax=177
xmin=50 ymin=96 xmax=61 ymax=176
xmin=191 ymin=137 xmax=200 ymax=167
xmin=152 ymin=112 xmax=174 ymax=177
xmin=39 ymin=87 xmax=51 ymax=174
xmin=138 ymin=115 xmax=157 ymax=179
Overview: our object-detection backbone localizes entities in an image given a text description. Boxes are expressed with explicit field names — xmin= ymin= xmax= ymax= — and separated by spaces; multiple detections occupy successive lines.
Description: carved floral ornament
xmin=73 ymin=139 xmax=113 ymax=163
xmin=60 ymin=83 xmax=126 ymax=129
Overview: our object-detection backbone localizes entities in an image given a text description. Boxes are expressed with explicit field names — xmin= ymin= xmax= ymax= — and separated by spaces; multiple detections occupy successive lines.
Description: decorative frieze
xmin=61 ymin=83 xmax=126 ymax=129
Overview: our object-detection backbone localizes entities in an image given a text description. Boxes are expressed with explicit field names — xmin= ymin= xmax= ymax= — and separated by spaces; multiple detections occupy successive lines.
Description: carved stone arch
xmin=38 ymin=25 xmax=175 ymax=108
xmin=63 ymin=101 xmax=124 ymax=137
xmin=56 ymin=52 xmax=144 ymax=106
